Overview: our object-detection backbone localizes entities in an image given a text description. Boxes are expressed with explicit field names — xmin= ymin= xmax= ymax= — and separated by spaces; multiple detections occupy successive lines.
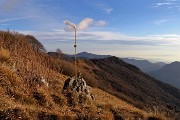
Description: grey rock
xmin=62 ymin=76 xmax=94 ymax=105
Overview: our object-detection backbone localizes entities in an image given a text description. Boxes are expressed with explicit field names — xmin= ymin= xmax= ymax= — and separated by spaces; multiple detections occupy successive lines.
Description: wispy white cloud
xmin=154 ymin=0 xmax=180 ymax=10
xmin=19 ymin=30 xmax=180 ymax=62
xmin=0 ymin=23 xmax=10 ymax=26
xmin=153 ymin=19 xmax=170 ymax=25
xmin=105 ymin=8 xmax=113 ymax=14
xmin=0 ymin=0 xmax=22 ymax=11
xmin=166 ymin=0 xmax=178 ymax=2
xmin=0 ymin=0 xmax=71 ymax=31
xmin=0 ymin=16 xmax=36 ymax=23
xmin=64 ymin=18 xmax=106 ymax=31
xmin=77 ymin=18 xmax=94 ymax=31
xmin=95 ymin=3 xmax=113 ymax=14
xmin=86 ymin=1 xmax=113 ymax=14
xmin=153 ymin=19 xmax=169 ymax=25
xmin=95 ymin=20 xmax=107 ymax=26
xmin=155 ymin=2 xmax=175 ymax=8
xmin=19 ymin=30 xmax=180 ymax=46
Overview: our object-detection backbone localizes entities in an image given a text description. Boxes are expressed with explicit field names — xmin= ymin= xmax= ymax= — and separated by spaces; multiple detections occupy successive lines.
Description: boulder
xmin=62 ymin=76 xmax=94 ymax=105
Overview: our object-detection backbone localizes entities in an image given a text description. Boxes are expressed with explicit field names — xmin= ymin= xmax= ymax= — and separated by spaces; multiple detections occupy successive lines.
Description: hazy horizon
xmin=63 ymin=50 xmax=173 ymax=63
xmin=1 ymin=0 xmax=180 ymax=63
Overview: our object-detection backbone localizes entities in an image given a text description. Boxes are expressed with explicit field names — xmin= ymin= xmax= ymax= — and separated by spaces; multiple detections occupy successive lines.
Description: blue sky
xmin=1 ymin=0 xmax=180 ymax=62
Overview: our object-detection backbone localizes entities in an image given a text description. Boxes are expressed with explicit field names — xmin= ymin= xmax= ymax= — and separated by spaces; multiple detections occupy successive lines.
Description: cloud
xmin=153 ymin=19 xmax=169 ymax=25
xmin=95 ymin=20 xmax=107 ymax=26
xmin=95 ymin=3 xmax=113 ymax=14
xmin=166 ymin=0 xmax=177 ymax=2
xmin=19 ymin=30 xmax=180 ymax=62
xmin=64 ymin=18 xmax=106 ymax=31
xmin=77 ymin=18 xmax=94 ymax=30
xmin=154 ymin=0 xmax=180 ymax=9
xmin=1 ymin=0 xmax=22 ymax=11
xmin=105 ymin=8 xmax=113 ymax=14
xmin=86 ymin=1 xmax=113 ymax=14
xmin=20 ymin=30 xmax=180 ymax=47
xmin=0 ymin=16 xmax=36 ymax=23
xmin=155 ymin=2 xmax=174 ymax=8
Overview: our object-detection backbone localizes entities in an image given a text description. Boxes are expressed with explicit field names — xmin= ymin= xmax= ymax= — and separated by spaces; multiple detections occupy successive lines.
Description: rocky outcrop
xmin=62 ymin=77 xmax=94 ymax=105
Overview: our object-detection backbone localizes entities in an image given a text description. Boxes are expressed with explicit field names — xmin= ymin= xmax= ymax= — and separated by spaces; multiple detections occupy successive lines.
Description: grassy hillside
xmin=0 ymin=31 xmax=179 ymax=119
xmin=87 ymin=57 xmax=180 ymax=109
xmin=61 ymin=56 xmax=180 ymax=119
xmin=72 ymin=57 xmax=179 ymax=109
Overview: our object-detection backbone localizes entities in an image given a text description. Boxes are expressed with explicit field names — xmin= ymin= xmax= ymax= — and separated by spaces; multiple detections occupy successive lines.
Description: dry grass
xmin=0 ymin=47 xmax=10 ymax=63
xmin=0 ymin=31 xmax=73 ymax=118
xmin=91 ymin=88 xmax=173 ymax=120
xmin=76 ymin=56 xmax=180 ymax=119
xmin=0 ymin=30 xmax=177 ymax=119
xmin=92 ymin=88 xmax=145 ymax=119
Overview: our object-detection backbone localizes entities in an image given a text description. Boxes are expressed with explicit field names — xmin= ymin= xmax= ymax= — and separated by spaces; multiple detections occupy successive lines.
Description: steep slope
xmin=76 ymin=57 xmax=180 ymax=112
xmin=148 ymin=61 xmax=180 ymax=89
xmin=0 ymin=31 xmax=72 ymax=118
xmin=122 ymin=58 xmax=166 ymax=73
xmin=0 ymin=31 xmax=171 ymax=119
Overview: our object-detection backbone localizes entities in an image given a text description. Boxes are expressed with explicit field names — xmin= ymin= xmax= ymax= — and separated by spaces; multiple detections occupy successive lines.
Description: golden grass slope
xmin=0 ymin=31 xmax=174 ymax=119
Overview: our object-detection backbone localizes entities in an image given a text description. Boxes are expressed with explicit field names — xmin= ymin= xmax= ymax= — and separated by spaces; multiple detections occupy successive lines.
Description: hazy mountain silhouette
xmin=67 ymin=51 xmax=111 ymax=59
xmin=122 ymin=58 xmax=166 ymax=73
xmin=69 ymin=52 xmax=166 ymax=73
xmin=148 ymin=61 xmax=180 ymax=89
xmin=1 ymin=31 xmax=179 ymax=119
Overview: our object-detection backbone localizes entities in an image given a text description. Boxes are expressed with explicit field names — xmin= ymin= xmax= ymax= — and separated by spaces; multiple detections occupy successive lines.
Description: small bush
xmin=37 ymin=112 xmax=58 ymax=120
xmin=59 ymin=116 xmax=74 ymax=120
xmin=148 ymin=116 xmax=161 ymax=120
xmin=0 ymin=47 xmax=10 ymax=63
xmin=51 ymin=94 xmax=67 ymax=106
xmin=60 ymin=61 xmax=74 ymax=76
xmin=33 ymin=92 xmax=46 ymax=106
xmin=0 ymin=108 xmax=29 ymax=120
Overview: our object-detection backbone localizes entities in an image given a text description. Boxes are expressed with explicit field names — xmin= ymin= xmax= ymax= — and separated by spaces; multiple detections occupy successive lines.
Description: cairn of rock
xmin=62 ymin=76 xmax=94 ymax=105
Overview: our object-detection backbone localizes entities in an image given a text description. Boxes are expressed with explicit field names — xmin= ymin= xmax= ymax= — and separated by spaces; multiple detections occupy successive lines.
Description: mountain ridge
xmin=148 ymin=61 xmax=180 ymax=89
xmin=67 ymin=51 xmax=112 ymax=59
xmin=121 ymin=58 xmax=166 ymax=72
xmin=67 ymin=51 xmax=166 ymax=72
xmin=0 ymin=31 xmax=179 ymax=119
xmin=83 ymin=56 xmax=180 ymax=108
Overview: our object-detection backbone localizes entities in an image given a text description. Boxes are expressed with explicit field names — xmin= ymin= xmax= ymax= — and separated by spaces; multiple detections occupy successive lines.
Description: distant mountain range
xmin=1 ymin=31 xmax=180 ymax=119
xmin=148 ymin=61 xmax=180 ymax=89
xmin=69 ymin=51 xmax=166 ymax=73
xmin=67 ymin=51 xmax=111 ymax=59
xmin=68 ymin=52 xmax=180 ymax=89
xmin=121 ymin=58 xmax=166 ymax=73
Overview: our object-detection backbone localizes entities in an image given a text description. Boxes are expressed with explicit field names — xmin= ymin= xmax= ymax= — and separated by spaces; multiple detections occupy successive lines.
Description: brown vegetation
xmin=65 ymin=57 xmax=179 ymax=108
xmin=0 ymin=30 xmax=178 ymax=119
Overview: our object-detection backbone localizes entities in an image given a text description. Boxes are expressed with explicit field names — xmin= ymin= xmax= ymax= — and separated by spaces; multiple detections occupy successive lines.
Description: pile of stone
xmin=62 ymin=76 xmax=94 ymax=105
